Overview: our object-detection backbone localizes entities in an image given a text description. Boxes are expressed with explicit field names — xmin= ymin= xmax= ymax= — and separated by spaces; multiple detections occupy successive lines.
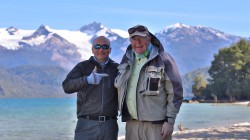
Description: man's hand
xmin=161 ymin=122 xmax=173 ymax=139
xmin=86 ymin=68 xmax=108 ymax=85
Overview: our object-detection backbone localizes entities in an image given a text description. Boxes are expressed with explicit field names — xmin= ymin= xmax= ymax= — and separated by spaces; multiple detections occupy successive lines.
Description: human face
xmin=92 ymin=37 xmax=111 ymax=62
xmin=130 ymin=35 xmax=151 ymax=54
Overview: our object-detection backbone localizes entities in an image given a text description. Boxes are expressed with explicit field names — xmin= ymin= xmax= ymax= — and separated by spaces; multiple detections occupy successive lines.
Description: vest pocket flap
xmin=146 ymin=66 xmax=163 ymax=78
xmin=146 ymin=66 xmax=163 ymax=72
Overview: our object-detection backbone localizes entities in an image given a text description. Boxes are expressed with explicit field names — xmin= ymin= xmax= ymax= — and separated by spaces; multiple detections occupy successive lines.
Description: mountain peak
xmin=34 ymin=25 xmax=50 ymax=36
xmin=6 ymin=26 xmax=18 ymax=35
xmin=22 ymin=25 xmax=51 ymax=41
xmin=173 ymin=23 xmax=190 ymax=28
xmin=160 ymin=23 xmax=190 ymax=33
xmin=167 ymin=23 xmax=190 ymax=29
xmin=79 ymin=22 xmax=104 ymax=34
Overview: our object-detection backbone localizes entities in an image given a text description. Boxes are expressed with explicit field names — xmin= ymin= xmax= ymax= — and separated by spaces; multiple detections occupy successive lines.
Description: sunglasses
xmin=128 ymin=26 xmax=148 ymax=34
xmin=93 ymin=44 xmax=110 ymax=50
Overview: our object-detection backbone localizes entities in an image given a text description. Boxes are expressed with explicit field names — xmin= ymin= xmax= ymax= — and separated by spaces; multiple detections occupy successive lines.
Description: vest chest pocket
xmin=141 ymin=66 xmax=163 ymax=96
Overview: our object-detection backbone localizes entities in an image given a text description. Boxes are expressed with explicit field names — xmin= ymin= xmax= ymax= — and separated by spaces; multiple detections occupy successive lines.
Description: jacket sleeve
xmin=62 ymin=63 xmax=89 ymax=94
xmin=162 ymin=53 xmax=183 ymax=124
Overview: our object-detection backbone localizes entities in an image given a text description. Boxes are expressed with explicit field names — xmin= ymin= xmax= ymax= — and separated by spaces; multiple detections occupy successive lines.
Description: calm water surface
xmin=0 ymin=98 xmax=249 ymax=140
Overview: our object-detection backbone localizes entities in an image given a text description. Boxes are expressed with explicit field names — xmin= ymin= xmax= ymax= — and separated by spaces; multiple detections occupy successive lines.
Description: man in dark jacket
xmin=62 ymin=36 xmax=119 ymax=140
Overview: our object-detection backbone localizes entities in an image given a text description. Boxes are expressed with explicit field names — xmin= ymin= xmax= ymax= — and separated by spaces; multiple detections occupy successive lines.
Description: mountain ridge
xmin=0 ymin=22 xmax=247 ymax=74
xmin=0 ymin=22 xmax=248 ymax=98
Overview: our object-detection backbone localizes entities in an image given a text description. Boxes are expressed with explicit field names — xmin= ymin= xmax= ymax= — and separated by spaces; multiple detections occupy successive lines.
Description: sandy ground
xmin=172 ymin=122 xmax=250 ymax=140
xmin=118 ymin=122 xmax=250 ymax=140
xmin=232 ymin=101 xmax=250 ymax=106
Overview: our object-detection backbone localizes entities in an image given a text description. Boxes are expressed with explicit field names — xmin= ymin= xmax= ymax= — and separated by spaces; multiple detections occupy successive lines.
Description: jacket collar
xmin=89 ymin=56 xmax=115 ymax=67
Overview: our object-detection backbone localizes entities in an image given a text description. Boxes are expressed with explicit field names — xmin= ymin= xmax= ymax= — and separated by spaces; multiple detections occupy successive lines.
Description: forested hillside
xmin=0 ymin=66 xmax=73 ymax=98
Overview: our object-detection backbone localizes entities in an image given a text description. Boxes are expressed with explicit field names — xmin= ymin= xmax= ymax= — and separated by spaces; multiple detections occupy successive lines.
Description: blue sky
xmin=1 ymin=0 xmax=249 ymax=37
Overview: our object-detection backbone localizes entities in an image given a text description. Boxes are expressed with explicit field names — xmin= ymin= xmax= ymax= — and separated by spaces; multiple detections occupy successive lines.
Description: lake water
xmin=0 ymin=98 xmax=249 ymax=140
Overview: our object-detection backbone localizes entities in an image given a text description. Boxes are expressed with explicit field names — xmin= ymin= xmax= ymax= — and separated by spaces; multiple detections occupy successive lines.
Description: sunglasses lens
xmin=128 ymin=26 xmax=147 ymax=34
xmin=102 ymin=45 xmax=110 ymax=50
xmin=94 ymin=44 xmax=101 ymax=49
xmin=137 ymin=26 xmax=146 ymax=32
xmin=128 ymin=28 xmax=135 ymax=34
xmin=93 ymin=44 xmax=109 ymax=50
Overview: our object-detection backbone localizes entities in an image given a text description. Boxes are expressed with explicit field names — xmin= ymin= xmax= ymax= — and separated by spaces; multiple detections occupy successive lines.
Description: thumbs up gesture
xmin=86 ymin=66 xmax=108 ymax=85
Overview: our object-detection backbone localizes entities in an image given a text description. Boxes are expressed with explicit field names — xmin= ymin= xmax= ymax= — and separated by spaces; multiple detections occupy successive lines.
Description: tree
xmin=192 ymin=74 xmax=207 ymax=98
xmin=207 ymin=39 xmax=250 ymax=101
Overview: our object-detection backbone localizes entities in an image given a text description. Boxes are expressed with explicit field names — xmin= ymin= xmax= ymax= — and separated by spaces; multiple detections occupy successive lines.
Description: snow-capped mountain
xmin=0 ymin=22 xmax=245 ymax=74
xmin=0 ymin=27 xmax=34 ymax=50
xmin=155 ymin=23 xmax=243 ymax=73
xmin=0 ymin=22 xmax=247 ymax=98
xmin=80 ymin=22 xmax=103 ymax=35
xmin=6 ymin=26 xmax=18 ymax=35
xmin=1 ymin=25 xmax=81 ymax=69
xmin=78 ymin=22 xmax=129 ymax=61
xmin=157 ymin=23 xmax=239 ymax=44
